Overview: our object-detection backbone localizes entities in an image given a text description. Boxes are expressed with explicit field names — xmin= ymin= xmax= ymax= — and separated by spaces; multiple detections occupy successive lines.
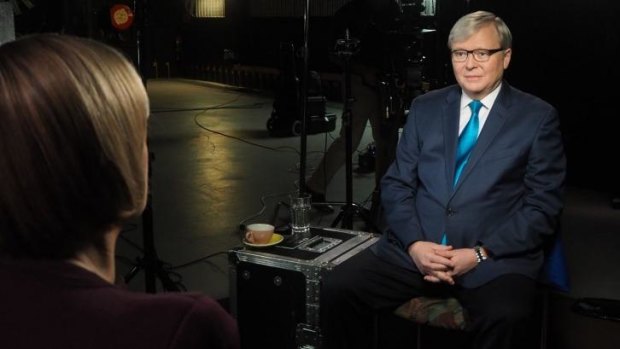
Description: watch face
xmin=474 ymin=246 xmax=487 ymax=262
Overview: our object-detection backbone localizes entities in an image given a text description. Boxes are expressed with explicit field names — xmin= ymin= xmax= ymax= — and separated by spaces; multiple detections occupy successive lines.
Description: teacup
xmin=245 ymin=223 xmax=275 ymax=244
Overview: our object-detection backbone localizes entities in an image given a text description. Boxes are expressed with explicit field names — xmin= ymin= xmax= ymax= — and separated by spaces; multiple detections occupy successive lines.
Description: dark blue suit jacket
xmin=372 ymin=82 xmax=566 ymax=288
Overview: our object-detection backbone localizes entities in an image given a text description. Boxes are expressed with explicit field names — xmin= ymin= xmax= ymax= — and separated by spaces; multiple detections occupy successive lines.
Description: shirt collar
xmin=460 ymin=83 xmax=502 ymax=111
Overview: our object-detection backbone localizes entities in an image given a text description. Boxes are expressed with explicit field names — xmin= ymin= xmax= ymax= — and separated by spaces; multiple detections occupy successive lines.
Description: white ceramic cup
xmin=245 ymin=223 xmax=275 ymax=244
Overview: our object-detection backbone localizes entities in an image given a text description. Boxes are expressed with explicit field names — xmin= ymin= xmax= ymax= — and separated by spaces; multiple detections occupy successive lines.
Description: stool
xmin=392 ymin=291 xmax=552 ymax=349
xmin=393 ymin=297 xmax=467 ymax=349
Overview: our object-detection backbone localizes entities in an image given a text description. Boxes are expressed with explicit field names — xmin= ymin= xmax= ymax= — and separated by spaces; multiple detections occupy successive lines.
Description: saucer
xmin=243 ymin=233 xmax=284 ymax=248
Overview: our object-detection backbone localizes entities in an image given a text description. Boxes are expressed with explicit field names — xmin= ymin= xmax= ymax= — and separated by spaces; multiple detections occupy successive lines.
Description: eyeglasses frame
xmin=451 ymin=48 xmax=505 ymax=62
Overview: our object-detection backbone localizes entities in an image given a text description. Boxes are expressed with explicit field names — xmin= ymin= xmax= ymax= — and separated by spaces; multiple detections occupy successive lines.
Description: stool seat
xmin=393 ymin=297 xmax=467 ymax=330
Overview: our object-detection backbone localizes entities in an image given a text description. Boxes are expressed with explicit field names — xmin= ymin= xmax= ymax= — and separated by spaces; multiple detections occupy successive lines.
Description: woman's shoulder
xmin=120 ymin=290 xmax=233 ymax=321
xmin=118 ymin=291 xmax=240 ymax=349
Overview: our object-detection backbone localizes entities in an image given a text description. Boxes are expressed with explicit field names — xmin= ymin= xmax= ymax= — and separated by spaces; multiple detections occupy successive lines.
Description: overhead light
xmin=191 ymin=0 xmax=225 ymax=18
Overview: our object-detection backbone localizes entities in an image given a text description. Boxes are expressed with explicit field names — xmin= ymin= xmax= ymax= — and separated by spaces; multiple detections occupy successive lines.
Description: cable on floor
xmin=167 ymin=251 xmax=229 ymax=271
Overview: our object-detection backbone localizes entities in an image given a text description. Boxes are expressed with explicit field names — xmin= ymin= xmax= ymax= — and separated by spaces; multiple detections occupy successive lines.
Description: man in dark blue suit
xmin=321 ymin=10 xmax=566 ymax=349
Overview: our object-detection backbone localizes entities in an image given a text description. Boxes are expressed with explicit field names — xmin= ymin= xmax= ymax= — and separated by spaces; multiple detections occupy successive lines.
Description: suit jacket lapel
xmin=443 ymin=88 xmax=462 ymax=192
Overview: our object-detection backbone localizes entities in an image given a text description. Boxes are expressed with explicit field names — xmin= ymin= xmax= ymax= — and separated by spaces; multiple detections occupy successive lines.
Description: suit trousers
xmin=306 ymin=71 xmax=399 ymax=195
xmin=320 ymin=248 xmax=539 ymax=349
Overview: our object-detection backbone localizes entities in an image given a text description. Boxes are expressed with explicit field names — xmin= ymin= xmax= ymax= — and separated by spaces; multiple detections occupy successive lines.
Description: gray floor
xmin=117 ymin=78 xmax=377 ymax=297
xmin=116 ymin=79 xmax=620 ymax=348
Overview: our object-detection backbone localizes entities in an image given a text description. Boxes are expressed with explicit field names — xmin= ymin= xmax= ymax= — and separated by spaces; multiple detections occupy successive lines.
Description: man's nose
xmin=465 ymin=53 xmax=477 ymax=68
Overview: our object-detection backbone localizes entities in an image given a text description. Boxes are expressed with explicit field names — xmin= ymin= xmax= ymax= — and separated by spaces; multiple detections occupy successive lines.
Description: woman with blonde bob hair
xmin=0 ymin=34 xmax=239 ymax=349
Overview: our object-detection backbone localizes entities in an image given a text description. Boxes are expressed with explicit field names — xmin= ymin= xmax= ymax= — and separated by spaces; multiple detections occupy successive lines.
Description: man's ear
xmin=503 ymin=48 xmax=512 ymax=69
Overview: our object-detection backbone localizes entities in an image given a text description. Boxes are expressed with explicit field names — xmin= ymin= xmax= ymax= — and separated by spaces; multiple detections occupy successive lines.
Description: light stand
xmin=327 ymin=30 xmax=380 ymax=231
xmin=291 ymin=1 xmax=378 ymax=232
xmin=123 ymin=0 xmax=180 ymax=293
xmin=337 ymin=30 xmax=356 ymax=229
xmin=297 ymin=0 xmax=311 ymax=199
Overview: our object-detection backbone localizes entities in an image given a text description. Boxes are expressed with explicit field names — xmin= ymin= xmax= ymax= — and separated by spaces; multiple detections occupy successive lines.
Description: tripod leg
xmin=156 ymin=260 xmax=181 ymax=292
xmin=356 ymin=204 xmax=382 ymax=234
xmin=124 ymin=263 xmax=141 ymax=284
xmin=331 ymin=209 xmax=344 ymax=228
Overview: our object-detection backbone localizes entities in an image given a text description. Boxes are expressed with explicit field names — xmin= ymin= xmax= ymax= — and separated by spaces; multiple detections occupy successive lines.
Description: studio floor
xmin=116 ymin=79 xmax=620 ymax=349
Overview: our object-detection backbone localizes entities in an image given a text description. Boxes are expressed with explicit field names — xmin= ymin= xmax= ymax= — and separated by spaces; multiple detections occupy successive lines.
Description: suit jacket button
xmin=447 ymin=208 xmax=455 ymax=216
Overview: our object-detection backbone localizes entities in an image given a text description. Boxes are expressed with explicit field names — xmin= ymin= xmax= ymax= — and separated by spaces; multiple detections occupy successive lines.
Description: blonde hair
xmin=0 ymin=34 xmax=149 ymax=258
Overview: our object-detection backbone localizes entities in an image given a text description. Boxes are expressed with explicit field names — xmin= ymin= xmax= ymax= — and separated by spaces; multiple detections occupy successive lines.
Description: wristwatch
xmin=473 ymin=245 xmax=488 ymax=263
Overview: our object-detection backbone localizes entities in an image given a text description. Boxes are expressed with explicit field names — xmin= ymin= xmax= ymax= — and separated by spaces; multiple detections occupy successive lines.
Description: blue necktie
xmin=442 ymin=100 xmax=482 ymax=245
xmin=454 ymin=100 xmax=482 ymax=187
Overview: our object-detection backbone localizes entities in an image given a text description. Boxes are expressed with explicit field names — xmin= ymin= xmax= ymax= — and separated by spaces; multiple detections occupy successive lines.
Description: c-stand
xmin=124 ymin=152 xmax=180 ymax=293
xmin=328 ymin=30 xmax=380 ymax=231
xmin=123 ymin=0 xmax=180 ymax=293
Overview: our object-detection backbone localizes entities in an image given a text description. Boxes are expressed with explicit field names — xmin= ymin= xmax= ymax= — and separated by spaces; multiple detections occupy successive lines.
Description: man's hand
xmin=434 ymin=248 xmax=478 ymax=277
xmin=408 ymin=241 xmax=456 ymax=284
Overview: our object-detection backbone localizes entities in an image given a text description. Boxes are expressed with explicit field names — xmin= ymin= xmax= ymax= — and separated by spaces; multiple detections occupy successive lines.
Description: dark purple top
xmin=0 ymin=259 xmax=240 ymax=349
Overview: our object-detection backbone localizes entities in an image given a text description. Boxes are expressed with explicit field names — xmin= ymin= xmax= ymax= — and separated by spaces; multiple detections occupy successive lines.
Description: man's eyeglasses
xmin=451 ymin=48 xmax=504 ymax=62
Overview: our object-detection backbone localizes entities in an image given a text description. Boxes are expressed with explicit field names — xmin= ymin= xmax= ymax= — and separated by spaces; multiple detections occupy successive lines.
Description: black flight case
xmin=228 ymin=226 xmax=378 ymax=349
